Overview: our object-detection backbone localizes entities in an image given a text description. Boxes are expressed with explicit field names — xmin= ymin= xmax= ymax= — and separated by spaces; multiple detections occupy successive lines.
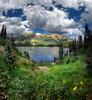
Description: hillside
xmin=16 ymin=33 xmax=69 ymax=46
xmin=1 ymin=42 xmax=92 ymax=99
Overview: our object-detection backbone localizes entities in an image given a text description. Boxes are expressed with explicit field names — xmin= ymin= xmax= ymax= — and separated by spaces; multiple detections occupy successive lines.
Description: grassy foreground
xmin=0 ymin=42 xmax=92 ymax=100
xmin=19 ymin=56 xmax=92 ymax=100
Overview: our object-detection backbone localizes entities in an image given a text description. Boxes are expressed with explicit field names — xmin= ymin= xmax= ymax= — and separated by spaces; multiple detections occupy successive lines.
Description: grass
xmin=31 ymin=58 xmax=88 ymax=100
xmin=0 ymin=43 xmax=92 ymax=100
xmin=12 ymin=54 xmax=91 ymax=100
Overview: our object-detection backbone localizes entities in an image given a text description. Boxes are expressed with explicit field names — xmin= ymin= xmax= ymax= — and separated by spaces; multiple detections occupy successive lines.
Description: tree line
xmin=59 ymin=23 xmax=92 ymax=65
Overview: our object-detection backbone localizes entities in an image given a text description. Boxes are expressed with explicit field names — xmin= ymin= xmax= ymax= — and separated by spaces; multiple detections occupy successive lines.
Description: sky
xmin=0 ymin=0 xmax=92 ymax=38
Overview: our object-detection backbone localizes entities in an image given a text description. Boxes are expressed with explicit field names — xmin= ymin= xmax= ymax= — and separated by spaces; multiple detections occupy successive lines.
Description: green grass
xmin=0 ymin=44 xmax=92 ymax=100
xmin=31 ymin=59 xmax=88 ymax=100
xmin=13 ymin=54 xmax=91 ymax=100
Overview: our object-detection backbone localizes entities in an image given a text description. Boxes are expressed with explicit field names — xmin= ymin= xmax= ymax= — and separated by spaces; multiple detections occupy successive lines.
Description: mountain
xmin=16 ymin=33 xmax=68 ymax=46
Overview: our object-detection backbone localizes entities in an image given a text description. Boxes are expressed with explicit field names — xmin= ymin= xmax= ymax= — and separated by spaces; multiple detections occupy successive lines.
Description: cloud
xmin=80 ymin=0 xmax=92 ymax=23
xmin=4 ymin=0 xmax=81 ymax=9
xmin=0 ymin=17 xmax=21 ymax=26
xmin=0 ymin=0 xmax=92 ymax=37
xmin=0 ymin=0 xmax=52 ymax=9
xmin=27 ymin=6 xmax=47 ymax=28
xmin=0 ymin=16 xmax=26 ymax=35
xmin=7 ymin=25 xmax=24 ymax=35
xmin=63 ymin=28 xmax=84 ymax=39
xmin=63 ymin=28 xmax=83 ymax=35
xmin=0 ymin=1 xmax=7 ymax=15
xmin=55 ymin=0 xmax=80 ymax=9
xmin=24 ymin=5 xmax=76 ymax=33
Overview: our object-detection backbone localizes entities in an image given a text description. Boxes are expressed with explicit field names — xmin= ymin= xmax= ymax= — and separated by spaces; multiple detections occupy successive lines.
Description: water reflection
xmin=17 ymin=47 xmax=68 ymax=63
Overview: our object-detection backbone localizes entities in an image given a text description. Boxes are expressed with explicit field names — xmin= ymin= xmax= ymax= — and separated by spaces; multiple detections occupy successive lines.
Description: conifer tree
xmin=1 ymin=25 xmax=4 ymax=38
xmin=11 ymin=33 xmax=15 ymax=47
xmin=86 ymin=23 xmax=92 ymax=41
xmin=84 ymin=23 xmax=92 ymax=49
xmin=78 ymin=35 xmax=82 ymax=49
xmin=59 ymin=45 xmax=63 ymax=60
xmin=84 ymin=34 xmax=88 ymax=49
xmin=69 ymin=41 xmax=72 ymax=54
xmin=72 ymin=38 xmax=76 ymax=53
xmin=84 ymin=23 xmax=92 ymax=75
xmin=3 ymin=26 xmax=7 ymax=39
xmin=0 ymin=25 xmax=7 ymax=39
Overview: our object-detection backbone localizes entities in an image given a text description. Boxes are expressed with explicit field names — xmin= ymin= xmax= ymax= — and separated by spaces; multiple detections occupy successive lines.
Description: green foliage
xmin=0 ymin=39 xmax=18 ymax=100
xmin=14 ymin=55 xmax=88 ymax=100
xmin=78 ymin=35 xmax=82 ymax=50
xmin=84 ymin=24 xmax=92 ymax=75
xmin=0 ymin=38 xmax=6 ymax=45
xmin=0 ymin=47 xmax=91 ymax=100
xmin=0 ymin=54 xmax=10 ymax=100
xmin=0 ymin=32 xmax=92 ymax=100
xmin=4 ymin=40 xmax=16 ymax=70
xmin=22 ymin=59 xmax=87 ymax=100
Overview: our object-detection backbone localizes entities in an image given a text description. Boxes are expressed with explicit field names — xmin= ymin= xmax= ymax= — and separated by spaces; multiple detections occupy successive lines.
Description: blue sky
xmin=3 ymin=9 xmax=27 ymax=20
xmin=0 ymin=0 xmax=92 ymax=37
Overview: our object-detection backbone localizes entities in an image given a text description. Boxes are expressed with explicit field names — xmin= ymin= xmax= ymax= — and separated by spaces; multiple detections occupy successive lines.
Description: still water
xmin=17 ymin=47 xmax=68 ymax=63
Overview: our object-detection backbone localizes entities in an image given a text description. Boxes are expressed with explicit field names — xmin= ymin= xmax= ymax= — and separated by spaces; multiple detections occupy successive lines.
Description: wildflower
xmin=63 ymin=80 xmax=66 ymax=84
xmin=73 ymin=86 xmax=77 ymax=92
xmin=80 ymin=81 xmax=83 ymax=85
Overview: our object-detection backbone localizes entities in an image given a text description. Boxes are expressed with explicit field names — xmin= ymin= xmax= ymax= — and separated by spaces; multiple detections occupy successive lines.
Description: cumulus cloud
xmin=0 ymin=0 xmax=92 ymax=37
xmin=55 ymin=0 xmax=81 ymax=9
xmin=63 ymin=28 xmax=84 ymax=39
xmin=0 ymin=0 xmax=52 ymax=9
xmin=0 ymin=1 xmax=7 ymax=15
xmin=0 ymin=16 xmax=26 ymax=36
xmin=7 ymin=25 xmax=24 ymax=35
xmin=2 ymin=0 xmax=81 ymax=9
xmin=24 ymin=5 xmax=76 ymax=33
xmin=80 ymin=0 xmax=92 ymax=23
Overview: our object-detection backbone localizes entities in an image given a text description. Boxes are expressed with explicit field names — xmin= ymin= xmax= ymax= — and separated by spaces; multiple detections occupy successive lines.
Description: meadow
xmin=0 ymin=41 xmax=92 ymax=100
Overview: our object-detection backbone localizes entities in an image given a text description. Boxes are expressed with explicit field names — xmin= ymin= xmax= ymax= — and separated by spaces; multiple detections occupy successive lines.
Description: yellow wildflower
xmin=63 ymin=80 xmax=66 ymax=84
xmin=80 ymin=81 xmax=83 ymax=85
xmin=73 ymin=86 xmax=77 ymax=92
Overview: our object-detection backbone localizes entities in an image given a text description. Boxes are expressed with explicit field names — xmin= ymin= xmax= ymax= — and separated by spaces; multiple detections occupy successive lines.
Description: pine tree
xmin=84 ymin=23 xmax=92 ymax=49
xmin=72 ymin=38 xmax=76 ymax=53
xmin=69 ymin=41 xmax=72 ymax=54
xmin=84 ymin=33 xmax=88 ymax=49
xmin=1 ymin=25 xmax=4 ymax=38
xmin=0 ymin=25 xmax=7 ymax=39
xmin=74 ymin=38 xmax=77 ymax=52
xmin=78 ymin=35 xmax=82 ymax=49
xmin=84 ymin=23 xmax=92 ymax=75
xmin=85 ymin=23 xmax=92 ymax=41
xmin=59 ymin=45 xmax=63 ymax=60
xmin=3 ymin=26 xmax=7 ymax=39
xmin=11 ymin=33 xmax=15 ymax=47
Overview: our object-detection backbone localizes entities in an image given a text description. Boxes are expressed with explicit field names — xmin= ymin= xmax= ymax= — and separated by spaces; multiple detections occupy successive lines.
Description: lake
xmin=17 ymin=47 xmax=69 ymax=63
